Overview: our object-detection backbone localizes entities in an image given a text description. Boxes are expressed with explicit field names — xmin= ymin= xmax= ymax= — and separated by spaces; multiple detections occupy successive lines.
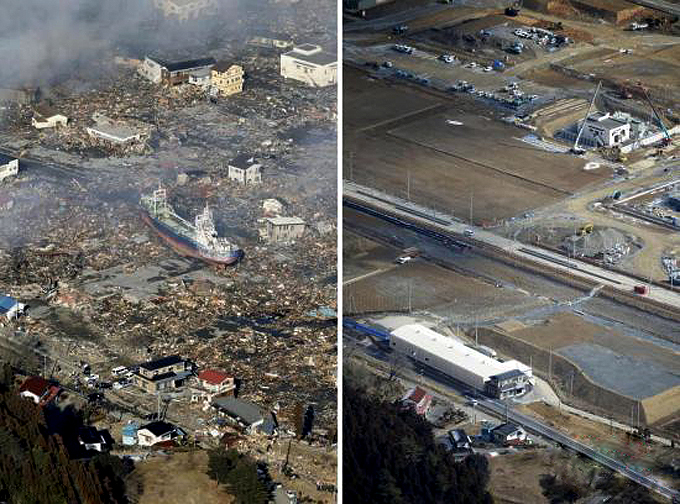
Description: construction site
xmin=344 ymin=0 xmax=679 ymax=501
xmin=0 ymin=0 xmax=337 ymax=501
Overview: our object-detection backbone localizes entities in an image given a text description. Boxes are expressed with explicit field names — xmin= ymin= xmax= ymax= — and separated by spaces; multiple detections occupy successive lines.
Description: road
xmin=345 ymin=331 xmax=679 ymax=501
xmin=628 ymin=0 xmax=680 ymax=17
xmin=345 ymin=181 xmax=680 ymax=308
xmin=479 ymin=398 xmax=679 ymax=500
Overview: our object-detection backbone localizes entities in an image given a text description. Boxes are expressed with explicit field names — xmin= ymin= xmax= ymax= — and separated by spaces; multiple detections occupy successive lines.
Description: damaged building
xmin=132 ymin=355 xmax=192 ymax=393
xmin=138 ymin=56 xmax=216 ymax=86
xmin=280 ymin=44 xmax=337 ymax=87
xmin=261 ymin=216 xmax=307 ymax=243
xmin=228 ymin=154 xmax=262 ymax=184
xmin=211 ymin=62 xmax=244 ymax=97
xmin=86 ymin=113 xmax=144 ymax=145
xmin=0 ymin=154 xmax=19 ymax=182
xmin=31 ymin=105 xmax=68 ymax=129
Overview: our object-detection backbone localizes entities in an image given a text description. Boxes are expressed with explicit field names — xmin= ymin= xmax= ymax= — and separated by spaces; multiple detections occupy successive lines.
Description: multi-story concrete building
xmin=577 ymin=112 xmax=631 ymax=147
xmin=132 ymin=355 xmax=191 ymax=393
xmin=280 ymin=44 xmax=337 ymax=87
xmin=228 ymin=154 xmax=262 ymax=184
xmin=211 ymin=62 xmax=244 ymax=97
xmin=153 ymin=0 xmax=218 ymax=21
xmin=262 ymin=217 xmax=306 ymax=243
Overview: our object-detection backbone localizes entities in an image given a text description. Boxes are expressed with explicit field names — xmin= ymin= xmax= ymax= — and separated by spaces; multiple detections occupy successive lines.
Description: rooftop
xmin=163 ymin=57 xmax=216 ymax=73
xmin=492 ymin=423 xmax=523 ymax=436
xmin=140 ymin=355 xmax=184 ymax=372
xmin=213 ymin=61 xmax=240 ymax=73
xmin=391 ymin=324 xmax=531 ymax=382
xmin=230 ymin=153 xmax=258 ymax=169
xmin=213 ymin=397 xmax=264 ymax=425
xmin=0 ymin=295 xmax=19 ymax=313
xmin=266 ymin=216 xmax=306 ymax=226
xmin=33 ymin=104 xmax=63 ymax=119
xmin=140 ymin=420 xmax=180 ymax=437
xmin=284 ymin=46 xmax=337 ymax=66
xmin=403 ymin=386 xmax=428 ymax=404
xmin=19 ymin=376 xmax=50 ymax=396
xmin=198 ymin=369 xmax=232 ymax=385
xmin=0 ymin=154 xmax=17 ymax=165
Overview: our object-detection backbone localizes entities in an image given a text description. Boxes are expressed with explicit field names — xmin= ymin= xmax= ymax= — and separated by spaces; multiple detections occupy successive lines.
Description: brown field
xmin=488 ymin=450 xmax=555 ymax=504
xmin=344 ymin=66 xmax=610 ymax=223
xmin=132 ymin=451 xmax=232 ymax=504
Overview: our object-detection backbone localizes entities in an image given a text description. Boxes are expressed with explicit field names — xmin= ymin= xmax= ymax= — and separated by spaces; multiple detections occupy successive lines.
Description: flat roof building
xmin=32 ymin=105 xmax=68 ymax=129
xmin=390 ymin=324 xmax=532 ymax=394
xmin=281 ymin=44 xmax=337 ymax=87
xmin=138 ymin=56 xmax=216 ymax=85
xmin=577 ymin=111 xmax=631 ymax=147
xmin=262 ymin=216 xmax=306 ymax=243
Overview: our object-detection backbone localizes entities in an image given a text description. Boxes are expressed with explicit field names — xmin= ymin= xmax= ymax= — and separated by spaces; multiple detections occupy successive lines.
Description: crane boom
xmin=573 ymin=81 xmax=602 ymax=152
xmin=642 ymin=88 xmax=671 ymax=143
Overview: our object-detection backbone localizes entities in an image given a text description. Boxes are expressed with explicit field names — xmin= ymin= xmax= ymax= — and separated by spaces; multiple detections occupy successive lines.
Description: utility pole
xmin=469 ymin=190 xmax=474 ymax=225
xmin=570 ymin=371 xmax=574 ymax=397
xmin=406 ymin=170 xmax=411 ymax=201
xmin=549 ymin=347 xmax=553 ymax=381
xmin=407 ymin=282 xmax=412 ymax=313
xmin=475 ymin=317 xmax=478 ymax=347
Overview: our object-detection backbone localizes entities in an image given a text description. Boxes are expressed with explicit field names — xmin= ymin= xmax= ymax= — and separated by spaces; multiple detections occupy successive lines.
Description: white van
xmin=111 ymin=366 xmax=127 ymax=377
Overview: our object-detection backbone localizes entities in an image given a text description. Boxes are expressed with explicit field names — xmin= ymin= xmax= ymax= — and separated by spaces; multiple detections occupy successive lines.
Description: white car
xmin=483 ymin=66 xmax=493 ymax=72
xmin=396 ymin=256 xmax=413 ymax=264
xmin=464 ymin=229 xmax=475 ymax=237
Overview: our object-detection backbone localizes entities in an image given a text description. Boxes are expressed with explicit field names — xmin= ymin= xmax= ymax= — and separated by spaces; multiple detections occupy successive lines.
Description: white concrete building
xmin=86 ymin=114 xmax=142 ymax=144
xmin=138 ymin=56 xmax=216 ymax=85
xmin=228 ymin=154 xmax=262 ymax=184
xmin=0 ymin=155 xmax=19 ymax=182
xmin=262 ymin=217 xmax=306 ymax=243
xmin=578 ymin=112 xmax=631 ymax=147
xmin=32 ymin=105 xmax=68 ymax=129
xmin=390 ymin=324 xmax=532 ymax=393
xmin=280 ymin=44 xmax=337 ymax=87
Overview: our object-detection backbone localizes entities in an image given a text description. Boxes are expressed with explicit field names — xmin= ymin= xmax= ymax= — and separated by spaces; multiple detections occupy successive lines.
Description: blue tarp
xmin=0 ymin=295 xmax=18 ymax=314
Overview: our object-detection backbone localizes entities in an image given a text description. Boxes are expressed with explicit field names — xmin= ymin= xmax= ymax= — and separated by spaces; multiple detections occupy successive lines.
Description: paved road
xmin=628 ymin=0 xmax=680 ymax=17
xmin=346 ymin=330 xmax=679 ymax=501
xmin=479 ymin=398 xmax=679 ymax=500
xmin=345 ymin=181 xmax=680 ymax=308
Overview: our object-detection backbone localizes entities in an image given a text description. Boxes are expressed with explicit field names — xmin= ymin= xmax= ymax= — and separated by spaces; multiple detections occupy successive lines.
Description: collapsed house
xmin=280 ymin=44 xmax=337 ymax=87
xmin=212 ymin=397 xmax=276 ymax=435
xmin=32 ymin=104 xmax=68 ymax=129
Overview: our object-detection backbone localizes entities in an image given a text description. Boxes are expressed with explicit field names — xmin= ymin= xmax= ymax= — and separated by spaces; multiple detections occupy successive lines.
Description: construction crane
xmin=573 ymin=81 xmax=602 ymax=154
xmin=642 ymin=88 xmax=672 ymax=147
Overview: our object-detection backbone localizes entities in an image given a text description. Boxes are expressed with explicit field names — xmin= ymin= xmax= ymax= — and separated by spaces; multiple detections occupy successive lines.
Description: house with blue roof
xmin=0 ymin=295 xmax=25 ymax=321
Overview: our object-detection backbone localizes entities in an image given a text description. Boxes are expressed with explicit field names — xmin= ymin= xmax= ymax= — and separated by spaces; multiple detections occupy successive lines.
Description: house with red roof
xmin=19 ymin=376 xmax=61 ymax=406
xmin=401 ymin=386 xmax=433 ymax=416
xmin=192 ymin=369 xmax=235 ymax=402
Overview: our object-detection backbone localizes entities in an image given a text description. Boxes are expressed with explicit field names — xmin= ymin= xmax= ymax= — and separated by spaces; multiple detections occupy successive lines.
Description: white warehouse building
xmin=577 ymin=112 xmax=631 ymax=147
xmin=390 ymin=324 xmax=533 ymax=397
xmin=280 ymin=44 xmax=337 ymax=87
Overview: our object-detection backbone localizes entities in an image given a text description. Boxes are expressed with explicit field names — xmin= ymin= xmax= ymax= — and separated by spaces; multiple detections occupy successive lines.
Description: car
xmin=382 ymin=60 xmax=393 ymax=68
xmin=464 ymin=229 xmax=475 ymax=237
xmin=439 ymin=54 xmax=455 ymax=63
xmin=396 ymin=256 xmax=413 ymax=264
xmin=483 ymin=66 xmax=493 ymax=72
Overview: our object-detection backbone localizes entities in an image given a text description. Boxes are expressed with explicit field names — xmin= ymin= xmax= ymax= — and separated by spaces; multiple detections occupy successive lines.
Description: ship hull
xmin=141 ymin=211 xmax=243 ymax=266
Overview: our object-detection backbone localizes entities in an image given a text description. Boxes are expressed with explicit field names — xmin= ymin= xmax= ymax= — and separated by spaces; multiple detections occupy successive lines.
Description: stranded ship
xmin=140 ymin=186 xmax=243 ymax=266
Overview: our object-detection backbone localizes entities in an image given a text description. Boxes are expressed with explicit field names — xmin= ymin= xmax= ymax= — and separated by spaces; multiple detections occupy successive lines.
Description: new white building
xmin=0 ymin=155 xmax=19 ymax=182
xmin=390 ymin=324 xmax=532 ymax=393
xmin=578 ymin=112 xmax=631 ymax=147
xmin=280 ymin=44 xmax=337 ymax=87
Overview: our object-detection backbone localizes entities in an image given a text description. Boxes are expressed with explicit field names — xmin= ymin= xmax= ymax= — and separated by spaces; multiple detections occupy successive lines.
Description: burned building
xmin=280 ymin=44 xmax=337 ymax=87
xmin=228 ymin=154 xmax=262 ymax=184
xmin=138 ymin=56 xmax=216 ymax=86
